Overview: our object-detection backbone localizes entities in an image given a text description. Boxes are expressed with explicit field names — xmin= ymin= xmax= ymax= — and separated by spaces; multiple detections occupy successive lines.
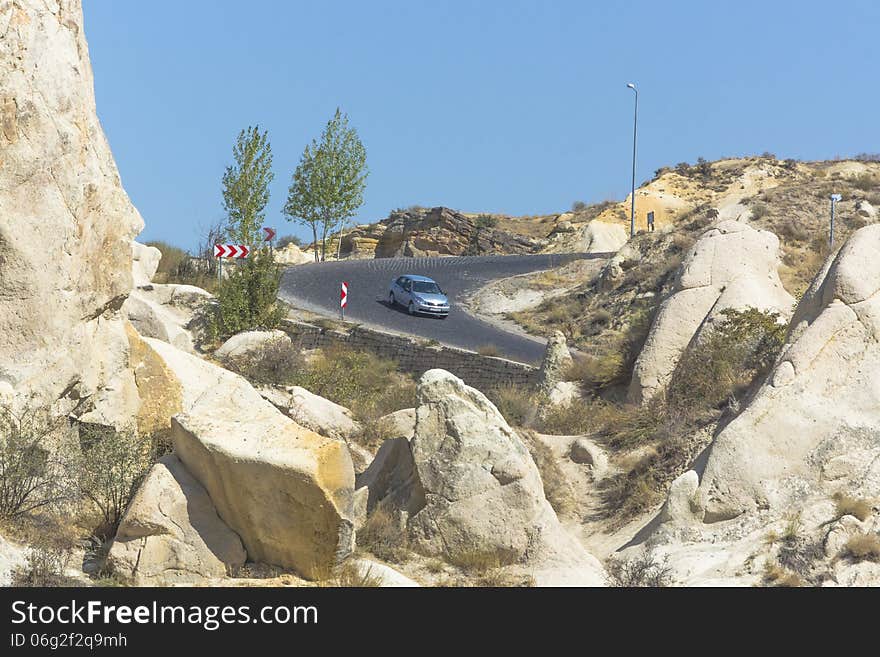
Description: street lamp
xmin=626 ymin=82 xmax=638 ymax=238
xmin=830 ymin=193 xmax=842 ymax=247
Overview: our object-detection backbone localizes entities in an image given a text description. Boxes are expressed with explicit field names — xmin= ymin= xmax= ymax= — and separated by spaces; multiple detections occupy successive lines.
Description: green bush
xmin=209 ymin=250 xmax=285 ymax=341
xmin=71 ymin=425 xmax=155 ymax=540
xmin=0 ymin=405 xmax=66 ymax=521
xmin=667 ymin=307 xmax=786 ymax=413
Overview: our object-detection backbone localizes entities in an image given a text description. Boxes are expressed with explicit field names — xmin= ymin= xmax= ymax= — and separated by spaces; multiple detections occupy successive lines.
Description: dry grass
xmin=316 ymin=561 xmax=383 ymax=587
xmin=357 ymin=507 xmax=410 ymax=563
xmin=519 ymin=430 xmax=577 ymax=517
xmin=833 ymin=492 xmax=874 ymax=522
xmin=844 ymin=533 xmax=880 ymax=562
xmin=487 ymin=384 xmax=539 ymax=428
xmin=606 ymin=551 xmax=674 ymax=587
xmin=476 ymin=344 xmax=501 ymax=357
xmin=762 ymin=561 xmax=803 ymax=587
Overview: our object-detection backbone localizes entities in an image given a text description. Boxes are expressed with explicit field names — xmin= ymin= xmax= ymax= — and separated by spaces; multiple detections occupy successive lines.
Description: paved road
xmin=279 ymin=253 xmax=608 ymax=365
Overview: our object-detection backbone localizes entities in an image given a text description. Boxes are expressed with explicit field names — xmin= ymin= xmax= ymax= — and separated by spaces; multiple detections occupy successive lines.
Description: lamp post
xmin=830 ymin=193 xmax=842 ymax=247
xmin=626 ymin=82 xmax=638 ymax=238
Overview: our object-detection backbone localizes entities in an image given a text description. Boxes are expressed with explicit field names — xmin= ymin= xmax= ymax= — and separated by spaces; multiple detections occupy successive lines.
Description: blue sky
xmin=83 ymin=0 xmax=879 ymax=250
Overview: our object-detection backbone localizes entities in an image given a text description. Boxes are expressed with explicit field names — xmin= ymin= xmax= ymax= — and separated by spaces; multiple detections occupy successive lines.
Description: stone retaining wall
xmin=280 ymin=319 xmax=538 ymax=389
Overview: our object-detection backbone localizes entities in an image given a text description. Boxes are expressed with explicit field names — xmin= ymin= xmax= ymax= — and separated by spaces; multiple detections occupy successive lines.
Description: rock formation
xmin=537 ymin=331 xmax=573 ymax=394
xmin=340 ymin=207 xmax=542 ymax=258
xmin=108 ymin=455 xmax=247 ymax=585
xmin=145 ymin=338 xmax=356 ymax=579
xmin=0 ymin=0 xmax=144 ymax=421
xmin=628 ymin=220 xmax=795 ymax=403
xmin=360 ymin=369 xmax=606 ymax=585
xmin=694 ymin=224 xmax=880 ymax=520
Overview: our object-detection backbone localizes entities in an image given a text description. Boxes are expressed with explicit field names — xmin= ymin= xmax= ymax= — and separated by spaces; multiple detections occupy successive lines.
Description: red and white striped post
xmin=340 ymin=281 xmax=348 ymax=320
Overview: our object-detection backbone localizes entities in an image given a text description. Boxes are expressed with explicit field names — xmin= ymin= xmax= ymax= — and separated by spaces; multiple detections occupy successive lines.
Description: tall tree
xmin=283 ymin=109 xmax=368 ymax=261
xmin=222 ymin=125 xmax=274 ymax=248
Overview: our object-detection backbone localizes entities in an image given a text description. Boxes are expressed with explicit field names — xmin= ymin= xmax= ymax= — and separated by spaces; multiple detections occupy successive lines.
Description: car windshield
xmin=412 ymin=281 xmax=442 ymax=294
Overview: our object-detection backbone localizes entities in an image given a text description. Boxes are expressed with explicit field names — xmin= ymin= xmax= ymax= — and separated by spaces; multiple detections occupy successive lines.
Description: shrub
xmin=486 ymin=385 xmax=538 ymax=428
xmin=833 ymin=493 xmax=873 ymax=522
xmin=276 ymin=234 xmax=303 ymax=249
xmin=0 ymin=405 xmax=66 ymax=521
xmin=71 ymin=425 xmax=155 ymax=540
xmin=667 ymin=307 xmax=786 ymax=414
xmin=288 ymin=346 xmax=415 ymax=425
xmin=536 ymin=402 xmax=593 ymax=436
xmin=316 ymin=561 xmax=383 ymax=587
xmin=357 ymin=506 xmax=409 ymax=563
xmin=606 ymin=550 xmax=673 ymax=587
xmin=844 ymin=533 xmax=880 ymax=562
xmin=571 ymin=200 xmax=587 ymax=212
xmin=762 ymin=561 xmax=802 ymax=587
xmin=208 ymin=250 xmax=285 ymax=341
xmin=851 ymin=173 xmax=878 ymax=192
xmin=10 ymin=533 xmax=76 ymax=587
xmin=224 ymin=337 xmax=306 ymax=386
xmin=750 ymin=201 xmax=770 ymax=220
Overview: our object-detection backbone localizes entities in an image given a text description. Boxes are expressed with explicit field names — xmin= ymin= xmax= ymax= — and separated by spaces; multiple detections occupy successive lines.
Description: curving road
xmin=279 ymin=253 xmax=608 ymax=364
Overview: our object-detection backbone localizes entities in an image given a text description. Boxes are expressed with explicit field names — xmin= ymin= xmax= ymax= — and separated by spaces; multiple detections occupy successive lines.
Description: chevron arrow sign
xmin=213 ymin=244 xmax=250 ymax=258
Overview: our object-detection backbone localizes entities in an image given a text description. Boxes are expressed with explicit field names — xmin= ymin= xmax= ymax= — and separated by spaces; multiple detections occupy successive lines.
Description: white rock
xmin=0 ymin=534 xmax=28 ymax=587
xmin=0 ymin=0 xmax=143 ymax=418
xmin=144 ymin=338 xmax=356 ymax=580
xmin=132 ymin=241 xmax=162 ymax=287
xmin=380 ymin=408 xmax=416 ymax=440
xmin=538 ymin=331 xmax=573 ymax=394
xmin=402 ymin=369 xmax=606 ymax=583
xmin=108 ymin=455 xmax=246 ymax=585
xmin=696 ymin=225 xmax=880 ymax=520
xmin=629 ymin=220 xmax=795 ymax=403
xmin=215 ymin=330 xmax=292 ymax=361
xmin=569 ymin=437 xmax=608 ymax=474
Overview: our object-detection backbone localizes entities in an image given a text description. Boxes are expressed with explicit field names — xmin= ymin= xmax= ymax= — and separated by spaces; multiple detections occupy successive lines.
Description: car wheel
xmin=408 ymin=302 xmax=415 ymax=315
xmin=389 ymin=292 xmax=395 ymax=307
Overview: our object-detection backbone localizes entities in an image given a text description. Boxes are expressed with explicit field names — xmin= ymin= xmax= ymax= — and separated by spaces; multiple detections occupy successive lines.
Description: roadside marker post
xmin=340 ymin=281 xmax=348 ymax=320
xmin=263 ymin=227 xmax=276 ymax=258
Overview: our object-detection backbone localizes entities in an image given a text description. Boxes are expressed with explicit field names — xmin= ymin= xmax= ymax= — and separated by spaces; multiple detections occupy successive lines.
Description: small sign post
xmin=214 ymin=244 xmax=251 ymax=281
xmin=340 ymin=281 xmax=348 ymax=320
xmin=830 ymin=194 xmax=842 ymax=247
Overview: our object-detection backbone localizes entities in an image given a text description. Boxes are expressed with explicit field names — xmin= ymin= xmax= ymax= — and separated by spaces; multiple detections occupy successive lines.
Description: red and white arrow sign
xmin=213 ymin=244 xmax=250 ymax=259
xmin=263 ymin=227 xmax=276 ymax=241
xmin=340 ymin=281 xmax=348 ymax=308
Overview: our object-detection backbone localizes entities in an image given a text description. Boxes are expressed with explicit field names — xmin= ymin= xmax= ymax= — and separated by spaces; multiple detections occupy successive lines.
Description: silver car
xmin=388 ymin=274 xmax=450 ymax=318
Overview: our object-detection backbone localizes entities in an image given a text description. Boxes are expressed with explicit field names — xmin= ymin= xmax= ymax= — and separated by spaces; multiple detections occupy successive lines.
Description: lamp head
xmin=831 ymin=193 xmax=842 ymax=202
xmin=626 ymin=83 xmax=636 ymax=90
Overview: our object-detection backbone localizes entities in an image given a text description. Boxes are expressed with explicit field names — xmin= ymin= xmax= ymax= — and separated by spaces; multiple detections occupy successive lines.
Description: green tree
xmin=210 ymin=250 xmax=284 ymax=340
xmin=283 ymin=109 xmax=368 ymax=262
xmin=222 ymin=126 xmax=274 ymax=247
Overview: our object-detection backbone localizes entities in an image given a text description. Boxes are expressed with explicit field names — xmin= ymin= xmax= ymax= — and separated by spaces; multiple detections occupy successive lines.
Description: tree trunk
xmin=311 ymin=225 xmax=319 ymax=262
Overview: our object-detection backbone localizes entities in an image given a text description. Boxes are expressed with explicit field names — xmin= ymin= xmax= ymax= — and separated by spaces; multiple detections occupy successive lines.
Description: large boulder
xmin=132 ymin=241 xmax=162 ymax=287
xmin=628 ymin=220 xmax=795 ymax=403
xmin=108 ymin=455 xmax=246 ymax=585
xmin=0 ymin=0 xmax=144 ymax=414
xmin=259 ymin=385 xmax=361 ymax=441
xmin=371 ymin=369 xmax=605 ymax=584
xmin=144 ymin=338 xmax=356 ymax=579
xmin=275 ymin=242 xmax=314 ymax=265
xmin=693 ymin=224 xmax=880 ymax=521
xmin=214 ymin=330 xmax=292 ymax=361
